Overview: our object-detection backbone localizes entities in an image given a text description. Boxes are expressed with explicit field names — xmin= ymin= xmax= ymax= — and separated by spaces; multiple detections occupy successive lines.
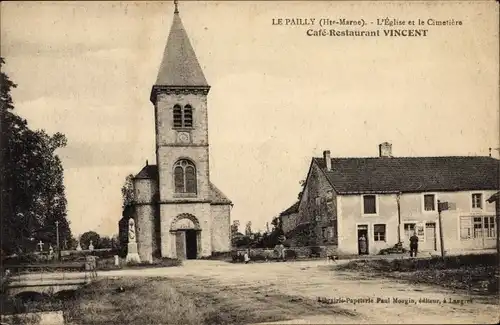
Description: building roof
xmin=313 ymin=156 xmax=499 ymax=194
xmin=487 ymin=191 xmax=500 ymax=203
xmin=154 ymin=10 xmax=208 ymax=87
xmin=134 ymin=164 xmax=158 ymax=180
xmin=209 ymin=182 xmax=233 ymax=205
xmin=280 ymin=201 xmax=300 ymax=217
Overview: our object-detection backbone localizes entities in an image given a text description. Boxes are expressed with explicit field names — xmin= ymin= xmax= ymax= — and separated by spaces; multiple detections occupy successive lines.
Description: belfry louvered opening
xmin=173 ymin=104 xmax=193 ymax=128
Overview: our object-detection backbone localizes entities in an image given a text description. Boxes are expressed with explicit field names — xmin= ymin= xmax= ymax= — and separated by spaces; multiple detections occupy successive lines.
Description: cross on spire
xmin=174 ymin=0 xmax=179 ymax=14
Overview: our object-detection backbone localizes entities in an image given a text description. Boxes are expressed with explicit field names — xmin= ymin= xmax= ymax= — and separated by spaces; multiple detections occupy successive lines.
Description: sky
xmin=1 ymin=1 xmax=498 ymax=237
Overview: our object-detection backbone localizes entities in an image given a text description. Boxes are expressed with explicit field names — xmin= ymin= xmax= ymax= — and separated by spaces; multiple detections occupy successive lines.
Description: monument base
xmin=126 ymin=241 xmax=141 ymax=264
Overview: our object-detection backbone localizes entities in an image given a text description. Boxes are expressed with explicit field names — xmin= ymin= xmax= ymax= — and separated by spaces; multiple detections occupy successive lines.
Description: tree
xmin=121 ymin=174 xmax=135 ymax=208
xmin=1 ymin=57 xmax=71 ymax=254
xmin=230 ymin=220 xmax=240 ymax=236
xmin=99 ymin=236 xmax=114 ymax=249
xmin=80 ymin=231 xmax=100 ymax=250
xmin=245 ymin=221 xmax=252 ymax=236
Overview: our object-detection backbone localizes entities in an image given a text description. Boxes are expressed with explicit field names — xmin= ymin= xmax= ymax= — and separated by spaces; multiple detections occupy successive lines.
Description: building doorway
xmin=425 ymin=222 xmax=437 ymax=251
xmin=357 ymin=225 xmax=369 ymax=255
xmin=185 ymin=229 xmax=198 ymax=259
xmin=171 ymin=214 xmax=201 ymax=259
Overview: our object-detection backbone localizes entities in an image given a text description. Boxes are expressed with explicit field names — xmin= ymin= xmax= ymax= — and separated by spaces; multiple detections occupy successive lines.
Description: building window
xmin=173 ymin=104 xmax=194 ymax=128
xmin=404 ymin=223 xmax=416 ymax=238
xmin=472 ymin=193 xmax=483 ymax=209
xmin=173 ymin=159 xmax=197 ymax=194
xmin=473 ymin=217 xmax=483 ymax=238
xmin=373 ymin=224 xmax=386 ymax=242
xmin=460 ymin=216 xmax=472 ymax=239
xmin=423 ymin=194 xmax=436 ymax=211
xmin=363 ymin=195 xmax=377 ymax=214
xmin=460 ymin=216 xmax=496 ymax=240
xmin=485 ymin=216 xmax=496 ymax=237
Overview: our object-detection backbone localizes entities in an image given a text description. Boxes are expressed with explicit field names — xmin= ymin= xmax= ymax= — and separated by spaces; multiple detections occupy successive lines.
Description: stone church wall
xmin=133 ymin=178 xmax=158 ymax=264
xmin=155 ymin=92 xmax=209 ymax=147
xmin=210 ymin=205 xmax=231 ymax=252
xmin=159 ymin=202 xmax=212 ymax=258
xmin=156 ymin=147 xmax=210 ymax=202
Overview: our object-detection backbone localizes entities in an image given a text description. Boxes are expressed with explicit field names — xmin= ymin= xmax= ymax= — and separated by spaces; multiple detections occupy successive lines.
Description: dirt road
xmin=99 ymin=260 xmax=498 ymax=324
xmin=14 ymin=260 xmax=499 ymax=324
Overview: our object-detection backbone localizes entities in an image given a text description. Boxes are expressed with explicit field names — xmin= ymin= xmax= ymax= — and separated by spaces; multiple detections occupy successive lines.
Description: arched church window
xmin=184 ymin=105 xmax=193 ymax=127
xmin=173 ymin=159 xmax=197 ymax=194
xmin=173 ymin=105 xmax=182 ymax=128
xmin=172 ymin=104 xmax=194 ymax=128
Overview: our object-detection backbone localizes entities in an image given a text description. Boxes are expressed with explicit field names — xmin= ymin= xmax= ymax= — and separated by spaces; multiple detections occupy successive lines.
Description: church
xmin=131 ymin=2 xmax=232 ymax=262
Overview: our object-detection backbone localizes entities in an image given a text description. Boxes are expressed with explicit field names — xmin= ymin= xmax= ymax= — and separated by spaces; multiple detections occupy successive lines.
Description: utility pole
xmin=396 ymin=192 xmax=402 ymax=246
xmin=55 ymin=221 xmax=60 ymax=260
xmin=437 ymin=200 xmax=446 ymax=258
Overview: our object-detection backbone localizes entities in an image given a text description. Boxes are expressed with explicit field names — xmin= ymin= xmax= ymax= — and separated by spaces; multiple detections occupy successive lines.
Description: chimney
xmin=379 ymin=142 xmax=392 ymax=158
xmin=323 ymin=150 xmax=332 ymax=171
xmin=146 ymin=160 xmax=149 ymax=166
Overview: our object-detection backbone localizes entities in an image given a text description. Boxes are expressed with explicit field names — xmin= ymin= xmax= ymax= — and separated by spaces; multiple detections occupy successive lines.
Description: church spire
xmin=151 ymin=1 xmax=208 ymax=102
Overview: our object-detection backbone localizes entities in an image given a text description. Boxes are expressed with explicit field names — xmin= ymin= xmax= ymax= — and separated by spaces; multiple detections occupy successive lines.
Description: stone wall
xmin=134 ymin=178 xmax=158 ymax=263
xmin=295 ymin=161 xmax=338 ymax=246
xmin=211 ymin=204 xmax=231 ymax=252
xmin=159 ymin=202 xmax=212 ymax=258
xmin=155 ymin=92 xmax=209 ymax=147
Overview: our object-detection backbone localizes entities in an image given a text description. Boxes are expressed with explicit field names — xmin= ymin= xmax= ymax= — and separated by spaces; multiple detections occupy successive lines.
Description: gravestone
xmin=37 ymin=241 xmax=44 ymax=252
xmin=126 ymin=218 xmax=141 ymax=264
xmin=48 ymin=245 xmax=54 ymax=260
xmin=76 ymin=241 xmax=82 ymax=251
xmin=88 ymin=240 xmax=94 ymax=251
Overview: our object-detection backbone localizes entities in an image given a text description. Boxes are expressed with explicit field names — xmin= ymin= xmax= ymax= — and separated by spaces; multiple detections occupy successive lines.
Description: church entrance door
xmin=171 ymin=214 xmax=201 ymax=259
xmin=175 ymin=231 xmax=186 ymax=259
xmin=185 ymin=230 xmax=198 ymax=259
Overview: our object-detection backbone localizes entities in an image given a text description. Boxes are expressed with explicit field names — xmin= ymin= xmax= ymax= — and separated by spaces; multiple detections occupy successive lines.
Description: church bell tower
xmin=150 ymin=1 xmax=214 ymax=258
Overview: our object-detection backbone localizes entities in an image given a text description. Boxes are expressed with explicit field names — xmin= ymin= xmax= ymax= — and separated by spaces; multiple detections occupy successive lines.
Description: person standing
xmin=358 ymin=234 xmax=367 ymax=254
xmin=409 ymin=232 xmax=419 ymax=257
xmin=244 ymin=249 xmax=250 ymax=264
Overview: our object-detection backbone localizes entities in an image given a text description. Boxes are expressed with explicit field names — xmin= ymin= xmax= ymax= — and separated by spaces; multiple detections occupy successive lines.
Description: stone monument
xmin=126 ymin=218 xmax=141 ymax=264
xmin=76 ymin=240 xmax=82 ymax=251
xmin=48 ymin=245 xmax=54 ymax=259
xmin=88 ymin=240 xmax=94 ymax=251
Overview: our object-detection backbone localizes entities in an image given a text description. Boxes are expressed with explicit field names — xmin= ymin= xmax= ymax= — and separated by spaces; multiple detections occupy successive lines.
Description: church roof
xmin=279 ymin=201 xmax=300 ymax=217
xmin=154 ymin=9 xmax=208 ymax=87
xmin=209 ymin=182 xmax=233 ymax=205
xmin=134 ymin=164 xmax=158 ymax=180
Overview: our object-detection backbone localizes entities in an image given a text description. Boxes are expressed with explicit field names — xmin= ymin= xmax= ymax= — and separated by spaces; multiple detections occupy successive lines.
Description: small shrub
xmin=309 ymin=246 xmax=321 ymax=258
xmin=284 ymin=249 xmax=297 ymax=259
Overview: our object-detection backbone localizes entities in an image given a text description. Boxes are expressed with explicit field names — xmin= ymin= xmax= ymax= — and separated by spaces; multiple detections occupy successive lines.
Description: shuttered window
xmin=363 ymin=195 xmax=376 ymax=214
xmin=424 ymin=194 xmax=435 ymax=211
xmin=173 ymin=105 xmax=183 ymax=128
xmin=172 ymin=104 xmax=194 ymax=128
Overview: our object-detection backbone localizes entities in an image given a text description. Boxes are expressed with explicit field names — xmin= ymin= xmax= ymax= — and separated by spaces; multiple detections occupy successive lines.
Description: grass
xmin=64 ymin=278 xmax=204 ymax=325
xmin=334 ymin=253 xmax=499 ymax=295
xmin=60 ymin=276 xmax=355 ymax=325
xmin=2 ymin=275 xmax=355 ymax=325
